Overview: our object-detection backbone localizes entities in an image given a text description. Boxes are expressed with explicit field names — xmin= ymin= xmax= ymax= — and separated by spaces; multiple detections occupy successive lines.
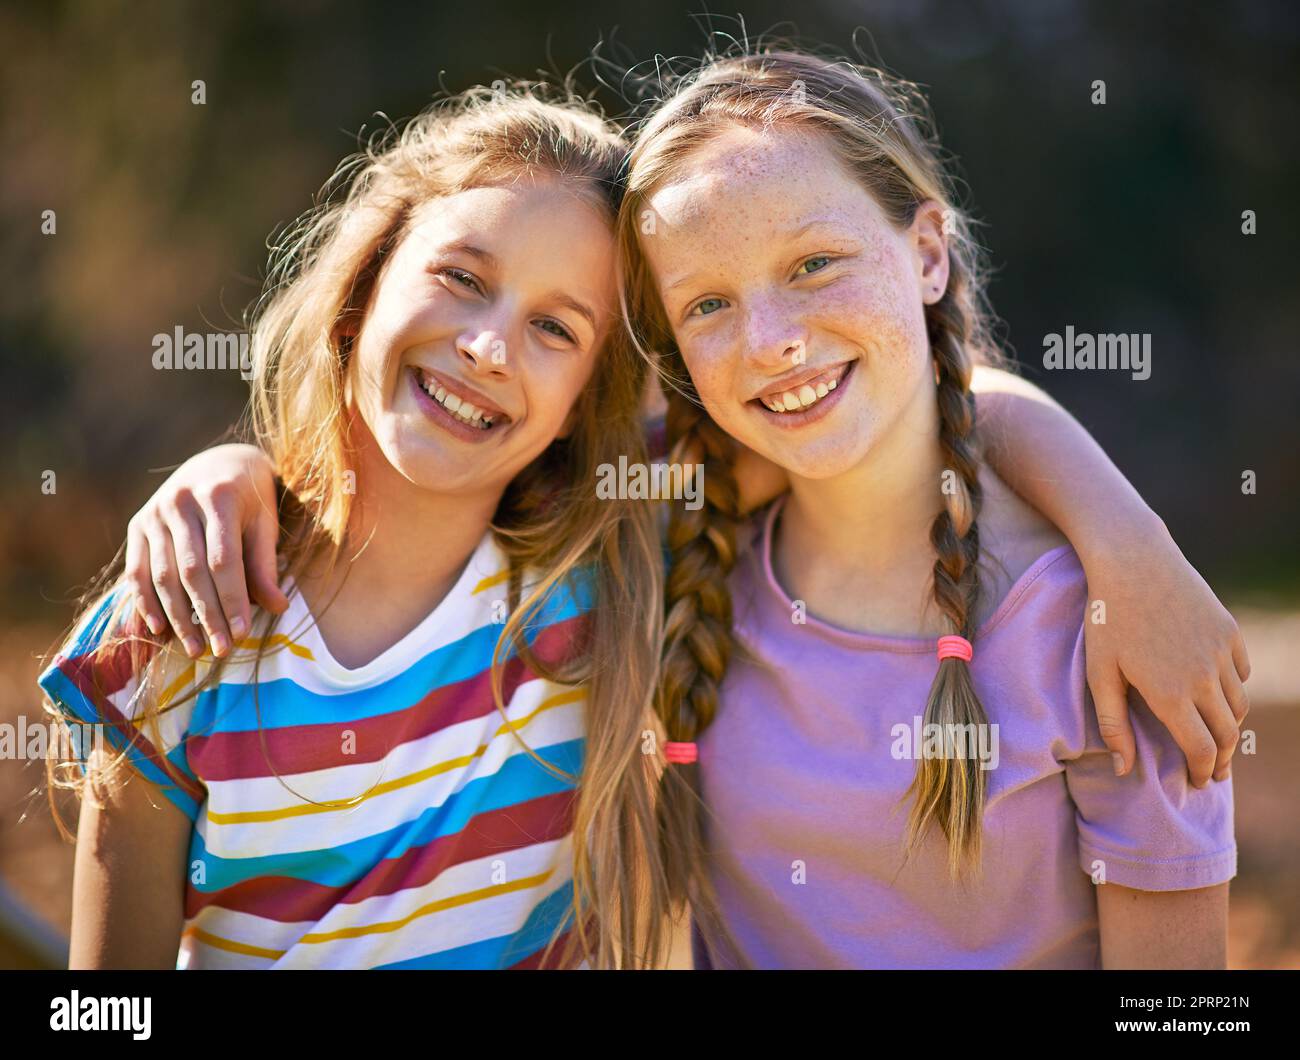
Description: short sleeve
xmin=38 ymin=589 xmax=205 ymax=822
xmin=1063 ymin=684 xmax=1236 ymax=891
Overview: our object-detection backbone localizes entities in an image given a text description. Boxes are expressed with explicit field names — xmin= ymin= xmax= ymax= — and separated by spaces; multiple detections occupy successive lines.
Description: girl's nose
xmin=742 ymin=302 xmax=808 ymax=369
xmin=456 ymin=329 xmax=512 ymax=375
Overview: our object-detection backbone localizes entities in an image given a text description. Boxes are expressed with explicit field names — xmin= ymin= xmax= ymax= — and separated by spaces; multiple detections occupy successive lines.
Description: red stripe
xmin=186 ymin=614 xmax=590 ymax=782
xmin=184 ymin=789 xmax=575 ymax=922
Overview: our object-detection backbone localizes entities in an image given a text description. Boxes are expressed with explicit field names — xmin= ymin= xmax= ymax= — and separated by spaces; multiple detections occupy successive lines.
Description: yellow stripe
xmin=131 ymin=661 xmax=198 ymax=729
xmin=206 ymin=686 xmax=585 ymax=825
xmin=471 ymin=568 xmax=510 ymax=595
xmin=229 ymin=633 xmax=315 ymax=661
xmin=181 ymin=870 xmax=555 ymax=957
xmin=299 ymin=870 xmax=554 ymax=944
xmin=183 ymin=926 xmax=286 ymax=960
xmin=158 ymin=663 xmax=196 ymax=708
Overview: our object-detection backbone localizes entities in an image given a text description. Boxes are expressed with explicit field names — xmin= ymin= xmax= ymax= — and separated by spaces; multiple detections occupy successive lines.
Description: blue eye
xmin=798 ymin=256 xmax=832 ymax=275
xmin=691 ymin=297 xmax=726 ymax=317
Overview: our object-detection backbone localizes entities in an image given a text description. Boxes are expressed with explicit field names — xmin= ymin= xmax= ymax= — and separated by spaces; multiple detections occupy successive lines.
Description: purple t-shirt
xmin=691 ymin=496 xmax=1237 ymax=969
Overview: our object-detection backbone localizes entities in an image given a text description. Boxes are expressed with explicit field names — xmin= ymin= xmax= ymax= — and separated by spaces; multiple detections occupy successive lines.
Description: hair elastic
xmin=936 ymin=635 xmax=973 ymax=663
xmin=663 ymin=742 xmax=698 ymax=764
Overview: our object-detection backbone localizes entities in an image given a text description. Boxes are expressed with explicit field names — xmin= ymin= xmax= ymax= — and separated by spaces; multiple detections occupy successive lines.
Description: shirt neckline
xmin=279 ymin=529 xmax=502 ymax=687
xmin=755 ymin=493 xmax=1076 ymax=653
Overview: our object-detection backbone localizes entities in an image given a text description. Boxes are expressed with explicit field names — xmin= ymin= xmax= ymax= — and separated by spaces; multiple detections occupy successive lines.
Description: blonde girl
xmin=621 ymin=46 xmax=1243 ymax=967
xmin=40 ymin=83 xmax=673 ymax=970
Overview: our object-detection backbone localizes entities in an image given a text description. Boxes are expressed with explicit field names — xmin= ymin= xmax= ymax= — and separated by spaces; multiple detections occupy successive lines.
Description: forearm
xmin=69 ymin=755 xmax=190 ymax=968
xmin=1096 ymin=882 xmax=1228 ymax=969
xmin=973 ymin=365 xmax=1168 ymax=562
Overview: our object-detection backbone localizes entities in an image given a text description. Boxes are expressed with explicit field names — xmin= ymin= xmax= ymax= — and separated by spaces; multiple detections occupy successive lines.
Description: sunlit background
xmin=2 ymin=0 xmax=1297 ymax=967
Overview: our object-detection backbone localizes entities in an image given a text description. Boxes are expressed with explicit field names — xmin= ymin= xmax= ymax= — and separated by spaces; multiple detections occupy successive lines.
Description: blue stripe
xmin=67 ymin=591 xmax=123 ymax=655
xmin=188 ymin=575 xmax=591 ymax=736
xmin=188 ymin=737 xmax=583 ymax=891
xmin=38 ymin=664 xmax=201 ymax=823
xmin=374 ymin=882 xmax=576 ymax=969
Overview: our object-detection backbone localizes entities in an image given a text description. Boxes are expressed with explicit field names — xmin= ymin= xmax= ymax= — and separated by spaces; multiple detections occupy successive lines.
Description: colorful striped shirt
xmin=39 ymin=530 xmax=593 ymax=969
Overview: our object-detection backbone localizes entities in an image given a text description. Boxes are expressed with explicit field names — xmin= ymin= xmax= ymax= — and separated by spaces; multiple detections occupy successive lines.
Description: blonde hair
xmin=44 ymin=82 xmax=673 ymax=970
xmin=615 ymin=44 xmax=1007 ymax=947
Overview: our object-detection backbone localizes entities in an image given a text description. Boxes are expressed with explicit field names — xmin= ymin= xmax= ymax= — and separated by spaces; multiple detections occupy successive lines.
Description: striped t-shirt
xmin=39 ymin=529 xmax=593 ymax=969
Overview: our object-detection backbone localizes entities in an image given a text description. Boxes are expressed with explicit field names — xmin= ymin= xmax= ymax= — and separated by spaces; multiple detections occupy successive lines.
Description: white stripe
xmin=207 ymin=599 xmax=501 ymax=694
xmin=182 ymin=905 xmax=317 ymax=965
xmin=182 ymin=837 xmax=573 ymax=969
xmin=276 ymin=837 xmax=575 ymax=969
xmin=194 ymin=682 xmax=583 ymax=857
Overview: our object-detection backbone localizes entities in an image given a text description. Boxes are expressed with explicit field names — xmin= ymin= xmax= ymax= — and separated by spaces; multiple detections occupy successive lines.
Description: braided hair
xmin=615 ymin=44 xmax=1008 ymax=931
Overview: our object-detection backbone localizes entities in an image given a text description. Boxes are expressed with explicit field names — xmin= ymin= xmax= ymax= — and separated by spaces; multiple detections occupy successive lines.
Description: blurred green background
xmin=1 ymin=0 xmax=1297 ymax=968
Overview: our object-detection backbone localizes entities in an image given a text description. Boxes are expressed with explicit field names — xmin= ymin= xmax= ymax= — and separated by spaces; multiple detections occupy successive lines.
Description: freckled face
xmin=639 ymin=124 xmax=943 ymax=480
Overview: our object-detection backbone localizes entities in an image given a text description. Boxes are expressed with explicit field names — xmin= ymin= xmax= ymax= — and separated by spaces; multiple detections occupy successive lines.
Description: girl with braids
xmin=620 ymin=47 xmax=1239 ymax=968
xmin=116 ymin=49 xmax=1245 ymax=969
xmin=38 ymin=84 xmax=673 ymax=969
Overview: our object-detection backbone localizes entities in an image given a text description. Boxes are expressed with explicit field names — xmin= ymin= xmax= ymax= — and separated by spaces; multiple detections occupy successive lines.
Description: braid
xmin=658 ymin=391 xmax=739 ymax=744
xmin=901 ymin=261 xmax=991 ymax=882
xmin=654 ymin=372 xmax=749 ymax=962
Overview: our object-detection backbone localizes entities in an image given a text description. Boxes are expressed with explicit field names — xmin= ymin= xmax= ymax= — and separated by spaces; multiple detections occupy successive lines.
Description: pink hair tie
xmin=936 ymin=635 xmax=973 ymax=663
xmin=663 ymin=742 xmax=698 ymax=764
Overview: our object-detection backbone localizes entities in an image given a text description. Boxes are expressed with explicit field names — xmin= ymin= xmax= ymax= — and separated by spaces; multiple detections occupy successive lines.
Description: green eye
xmin=798 ymin=256 xmax=832 ymax=275
xmin=692 ymin=297 xmax=726 ymax=316
xmin=537 ymin=319 xmax=575 ymax=343
xmin=441 ymin=267 xmax=482 ymax=293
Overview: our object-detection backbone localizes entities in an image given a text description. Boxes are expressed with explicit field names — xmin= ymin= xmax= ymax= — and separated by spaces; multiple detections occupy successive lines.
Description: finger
xmin=1157 ymin=696 xmax=1218 ymax=789
xmin=168 ymin=505 xmax=233 ymax=658
xmin=1088 ymin=664 xmax=1136 ymax=777
xmin=144 ymin=521 xmax=204 ymax=658
xmin=1201 ymin=678 xmax=1242 ymax=783
xmin=201 ymin=487 xmax=253 ymax=642
xmin=1230 ymin=629 xmax=1252 ymax=683
xmin=244 ymin=503 xmax=288 ymax=614
xmin=1221 ymin=662 xmax=1250 ymax=725
xmin=123 ymin=518 xmax=166 ymax=636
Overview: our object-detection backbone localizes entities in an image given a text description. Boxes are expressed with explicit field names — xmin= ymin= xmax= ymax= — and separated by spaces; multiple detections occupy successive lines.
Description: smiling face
xmin=639 ymin=123 xmax=950 ymax=481
xmin=347 ymin=175 xmax=616 ymax=498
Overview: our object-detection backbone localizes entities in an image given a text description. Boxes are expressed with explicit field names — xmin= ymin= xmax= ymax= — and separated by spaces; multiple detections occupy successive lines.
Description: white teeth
xmin=760 ymin=365 xmax=847 ymax=413
xmin=420 ymin=373 xmax=499 ymax=430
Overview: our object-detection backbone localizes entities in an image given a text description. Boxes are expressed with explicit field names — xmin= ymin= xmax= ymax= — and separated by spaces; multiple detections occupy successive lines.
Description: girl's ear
xmin=912 ymin=199 xmax=951 ymax=305
xmin=334 ymin=312 xmax=361 ymax=342
xmin=333 ymin=316 xmax=361 ymax=406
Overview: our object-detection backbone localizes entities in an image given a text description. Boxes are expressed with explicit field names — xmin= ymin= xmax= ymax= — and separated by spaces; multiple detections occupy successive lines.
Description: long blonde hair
xmin=44 ymin=82 xmax=673 ymax=970
xmin=615 ymin=45 xmax=1007 ymax=952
